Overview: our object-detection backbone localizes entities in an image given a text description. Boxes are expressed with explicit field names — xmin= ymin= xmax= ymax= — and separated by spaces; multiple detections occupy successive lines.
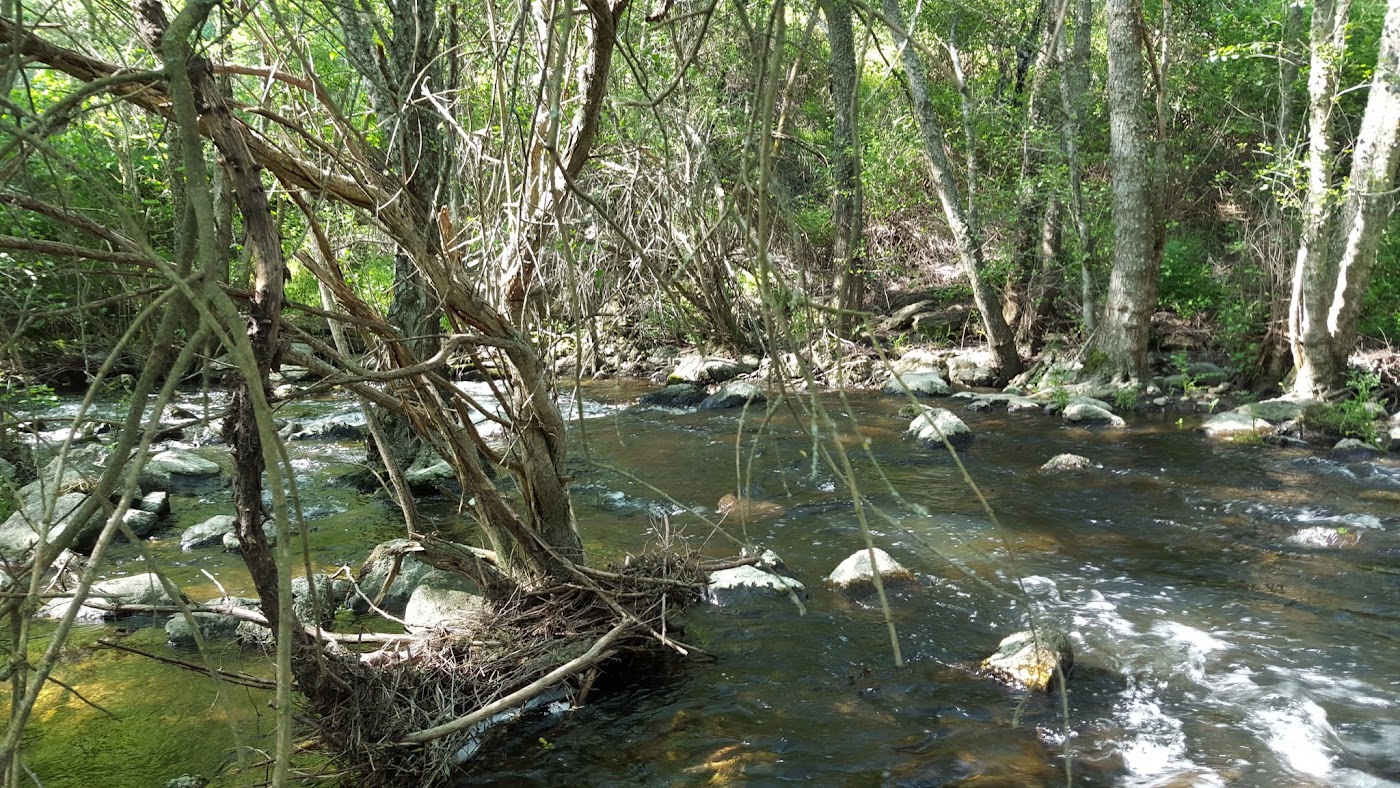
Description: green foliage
xmin=1158 ymin=235 xmax=1223 ymax=318
xmin=1358 ymin=223 xmax=1400 ymax=342
xmin=1113 ymin=387 xmax=1139 ymax=411
xmin=1302 ymin=369 xmax=1383 ymax=443
xmin=1050 ymin=385 xmax=1070 ymax=411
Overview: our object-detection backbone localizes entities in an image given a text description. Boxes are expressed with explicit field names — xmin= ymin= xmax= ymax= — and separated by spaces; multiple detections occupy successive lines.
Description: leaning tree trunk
xmin=825 ymin=0 xmax=865 ymax=331
xmin=1092 ymin=0 xmax=1162 ymax=384
xmin=881 ymin=0 xmax=1023 ymax=379
xmin=1290 ymin=0 xmax=1400 ymax=399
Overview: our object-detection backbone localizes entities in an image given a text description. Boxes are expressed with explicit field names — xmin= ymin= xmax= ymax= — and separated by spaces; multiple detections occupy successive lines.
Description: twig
xmin=96 ymin=639 xmax=276 ymax=690
xmin=396 ymin=622 xmax=631 ymax=745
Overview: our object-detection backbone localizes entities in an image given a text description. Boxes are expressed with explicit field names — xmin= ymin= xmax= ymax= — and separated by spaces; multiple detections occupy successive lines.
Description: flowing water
xmin=11 ymin=382 xmax=1400 ymax=787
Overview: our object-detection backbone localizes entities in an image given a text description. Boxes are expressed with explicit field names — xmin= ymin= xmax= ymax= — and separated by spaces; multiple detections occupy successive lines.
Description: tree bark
xmin=1092 ymin=0 xmax=1162 ymax=383
xmin=1290 ymin=0 xmax=1400 ymax=398
xmin=881 ymin=0 xmax=1023 ymax=379
xmin=1059 ymin=0 xmax=1097 ymax=334
xmin=824 ymin=0 xmax=865 ymax=330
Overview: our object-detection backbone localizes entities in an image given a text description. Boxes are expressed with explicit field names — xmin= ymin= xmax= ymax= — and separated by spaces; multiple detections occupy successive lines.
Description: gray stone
xmin=1039 ymin=453 xmax=1098 ymax=472
xmin=1062 ymin=402 xmax=1126 ymax=428
xmin=704 ymin=565 xmax=806 ymax=605
xmin=668 ymin=355 xmax=754 ymax=385
xmin=981 ymin=629 xmax=1074 ymax=692
xmin=137 ymin=490 xmax=170 ymax=517
xmin=352 ymin=541 xmax=437 ymax=614
xmin=147 ymin=450 xmax=221 ymax=477
xmin=38 ymin=572 xmax=175 ymax=621
xmin=1390 ymin=421 xmax=1400 ymax=453
xmin=291 ymin=410 xmax=368 ymax=441
xmin=1200 ymin=409 xmax=1274 ymax=438
xmin=404 ymin=586 xmax=487 ymax=631
xmin=883 ymin=371 xmax=951 ymax=397
xmin=907 ymin=408 xmax=974 ymax=449
xmin=181 ymin=515 xmax=235 ymax=551
xmin=699 ymin=381 xmax=766 ymax=410
xmin=292 ymin=573 xmax=350 ymax=624
xmin=165 ymin=611 xmax=241 ymax=645
xmin=0 ymin=492 xmax=102 ymax=559
xmin=0 ymin=457 xmax=15 ymax=482
xmin=1185 ymin=361 xmax=1229 ymax=386
xmin=1243 ymin=397 xmax=1314 ymax=423
xmin=946 ymin=355 xmax=998 ymax=387
xmin=222 ymin=523 xmax=277 ymax=553
xmin=405 ymin=457 xmax=455 ymax=488
xmin=826 ymin=548 xmax=916 ymax=591
xmin=954 ymin=392 xmax=1040 ymax=412
xmin=1331 ymin=438 xmax=1380 ymax=461
xmin=639 ymin=383 xmax=708 ymax=407
xmin=122 ymin=508 xmax=160 ymax=537
xmin=164 ymin=775 xmax=209 ymax=788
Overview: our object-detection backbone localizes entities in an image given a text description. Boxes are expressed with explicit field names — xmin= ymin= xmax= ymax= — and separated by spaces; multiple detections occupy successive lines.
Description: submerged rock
xmin=699 ymin=381 xmax=766 ymax=410
xmin=668 ymin=355 xmax=755 ymax=385
xmin=1039 ymin=453 xmax=1098 ymax=472
xmin=906 ymin=407 xmax=974 ymax=450
xmin=717 ymin=494 xmax=785 ymax=521
xmin=981 ymin=629 xmax=1074 ymax=692
xmin=38 ymin=572 xmax=176 ymax=621
xmin=639 ymin=383 xmax=707 ymax=407
xmin=883 ymin=371 xmax=950 ymax=398
xmin=1289 ymin=526 xmax=1362 ymax=549
xmin=826 ymin=548 xmax=916 ymax=591
xmin=705 ymin=565 xmax=806 ymax=605
xmin=954 ymin=391 xmax=1041 ymax=413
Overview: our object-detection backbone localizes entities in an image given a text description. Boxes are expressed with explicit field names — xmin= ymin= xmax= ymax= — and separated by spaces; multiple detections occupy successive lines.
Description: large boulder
xmin=181 ymin=515 xmax=236 ymax=551
xmin=165 ymin=611 xmax=242 ymax=645
xmin=826 ymin=548 xmax=916 ymax=592
xmin=954 ymin=392 xmax=1041 ymax=413
xmin=147 ymin=450 xmax=221 ymax=477
xmin=883 ymin=371 xmax=950 ymax=398
xmin=404 ymin=586 xmax=487 ymax=631
xmin=1185 ymin=361 xmax=1230 ymax=387
xmin=38 ymin=572 xmax=176 ymax=621
xmin=981 ymin=629 xmax=1074 ymax=692
xmin=946 ymin=352 xmax=999 ymax=387
xmin=350 ymin=539 xmax=448 ymax=614
xmin=0 ymin=492 xmax=102 ymax=559
xmin=639 ymin=383 xmax=708 ymax=407
xmin=221 ymin=524 xmax=278 ymax=553
xmin=668 ymin=355 xmax=755 ymax=385
xmin=906 ymin=408 xmax=974 ymax=449
xmin=699 ymin=381 xmax=766 ymax=410
xmin=1242 ymin=397 xmax=1314 ymax=423
xmin=704 ymin=564 xmax=806 ymax=606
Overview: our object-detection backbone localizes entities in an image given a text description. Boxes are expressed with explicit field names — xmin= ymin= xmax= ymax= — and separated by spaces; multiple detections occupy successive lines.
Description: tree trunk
xmin=881 ymin=0 xmax=1023 ymax=379
xmin=1092 ymin=0 xmax=1162 ymax=384
xmin=824 ymin=0 xmax=865 ymax=330
xmin=1060 ymin=0 xmax=1097 ymax=334
xmin=1290 ymin=0 xmax=1400 ymax=398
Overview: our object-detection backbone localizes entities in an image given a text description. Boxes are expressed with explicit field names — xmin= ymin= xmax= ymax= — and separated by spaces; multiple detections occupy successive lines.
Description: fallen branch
xmin=96 ymin=638 xmax=276 ymax=690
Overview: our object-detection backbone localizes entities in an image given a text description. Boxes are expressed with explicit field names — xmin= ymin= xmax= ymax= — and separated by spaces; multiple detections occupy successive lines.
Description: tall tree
xmin=825 ymin=0 xmax=866 ymax=329
xmin=1290 ymin=0 xmax=1400 ymax=398
xmin=1091 ymin=0 xmax=1163 ymax=384
xmin=880 ymin=0 xmax=1024 ymax=378
xmin=1059 ymin=0 xmax=1097 ymax=334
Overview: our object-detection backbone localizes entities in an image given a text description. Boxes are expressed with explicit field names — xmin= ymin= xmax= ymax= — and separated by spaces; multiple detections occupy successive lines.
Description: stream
xmin=10 ymin=381 xmax=1400 ymax=787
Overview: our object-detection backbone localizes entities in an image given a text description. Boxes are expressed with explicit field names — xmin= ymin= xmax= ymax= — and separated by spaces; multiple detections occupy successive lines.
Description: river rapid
xmin=12 ymin=381 xmax=1400 ymax=787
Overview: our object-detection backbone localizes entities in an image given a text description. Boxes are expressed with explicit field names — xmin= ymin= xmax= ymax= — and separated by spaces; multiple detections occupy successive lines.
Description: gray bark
xmin=1060 ymin=0 xmax=1096 ymax=333
xmin=824 ymin=0 xmax=865 ymax=328
xmin=1092 ymin=0 xmax=1161 ymax=383
xmin=1291 ymin=0 xmax=1400 ymax=398
xmin=881 ymin=0 xmax=1023 ymax=378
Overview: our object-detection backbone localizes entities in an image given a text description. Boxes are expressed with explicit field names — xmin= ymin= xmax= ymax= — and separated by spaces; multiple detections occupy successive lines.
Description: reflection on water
xmin=14 ymin=383 xmax=1400 ymax=787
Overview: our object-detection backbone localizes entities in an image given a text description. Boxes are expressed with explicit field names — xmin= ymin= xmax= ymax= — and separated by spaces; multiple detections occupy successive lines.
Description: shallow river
xmin=15 ymin=381 xmax=1400 ymax=787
